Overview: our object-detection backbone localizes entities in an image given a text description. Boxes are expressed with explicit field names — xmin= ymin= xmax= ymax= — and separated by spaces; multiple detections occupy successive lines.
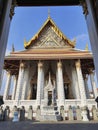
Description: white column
xmin=41 ymin=67 xmax=44 ymax=99
xmin=76 ymin=60 xmax=89 ymax=121
xmin=84 ymin=75 xmax=90 ymax=99
xmin=15 ymin=62 xmax=25 ymax=101
xmin=36 ymin=62 xmax=44 ymax=106
xmin=56 ymin=70 xmax=58 ymax=99
xmin=90 ymin=70 xmax=98 ymax=98
xmin=12 ymin=75 xmax=17 ymax=100
xmin=75 ymin=60 xmax=87 ymax=106
xmin=71 ymin=64 xmax=80 ymax=99
xmin=57 ymin=61 xmax=65 ymax=106
xmin=21 ymin=64 xmax=29 ymax=100
xmin=27 ymin=85 xmax=32 ymax=100
xmin=3 ymin=71 xmax=11 ymax=100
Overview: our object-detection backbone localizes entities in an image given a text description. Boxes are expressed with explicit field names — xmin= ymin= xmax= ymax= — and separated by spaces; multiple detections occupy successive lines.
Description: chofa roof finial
xmin=12 ymin=44 xmax=15 ymax=52
xmin=72 ymin=37 xmax=76 ymax=47
xmin=48 ymin=8 xmax=51 ymax=18
xmin=85 ymin=43 xmax=89 ymax=51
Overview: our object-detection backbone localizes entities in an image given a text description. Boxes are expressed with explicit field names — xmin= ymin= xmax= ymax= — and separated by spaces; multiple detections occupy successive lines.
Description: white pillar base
xmin=82 ymin=110 xmax=89 ymax=121
xmin=12 ymin=111 xmax=19 ymax=122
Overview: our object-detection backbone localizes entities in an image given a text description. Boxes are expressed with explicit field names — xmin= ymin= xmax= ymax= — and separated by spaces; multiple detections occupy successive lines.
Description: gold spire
xmin=48 ymin=8 xmax=50 ymax=18
xmin=85 ymin=43 xmax=89 ymax=50
xmin=12 ymin=44 xmax=15 ymax=52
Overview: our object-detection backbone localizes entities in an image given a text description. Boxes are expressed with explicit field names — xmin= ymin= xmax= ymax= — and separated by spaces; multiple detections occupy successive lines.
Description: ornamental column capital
xmin=6 ymin=71 xmax=11 ymax=76
xmin=89 ymin=69 xmax=95 ymax=75
xmin=83 ymin=74 xmax=88 ymax=80
xmin=14 ymin=75 xmax=18 ymax=80
xmin=57 ymin=61 xmax=62 ymax=68
xmin=75 ymin=59 xmax=81 ymax=68
xmin=20 ymin=61 xmax=26 ymax=69
xmin=38 ymin=61 xmax=43 ymax=68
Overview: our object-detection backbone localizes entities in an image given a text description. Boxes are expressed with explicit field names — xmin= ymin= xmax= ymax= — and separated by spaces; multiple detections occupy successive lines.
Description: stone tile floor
xmin=0 ymin=120 xmax=98 ymax=130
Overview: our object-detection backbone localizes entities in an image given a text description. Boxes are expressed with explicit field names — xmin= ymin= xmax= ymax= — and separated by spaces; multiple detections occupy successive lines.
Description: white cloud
xmin=75 ymin=34 xmax=89 ymax=43
xmin=72 ymin=34 xmax=89 ymax=42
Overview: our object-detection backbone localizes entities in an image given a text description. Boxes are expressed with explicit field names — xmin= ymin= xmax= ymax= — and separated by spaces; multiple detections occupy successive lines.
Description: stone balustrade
xmin=3 ymin=99 xmax=97 ymax=110
xmin=64 ymin=100 xmax=81 ymax=110
xmin=1 ymin=102 xmax=98 ymax=121
xmin=3 ymin=100 xmax=36 ymax=110
xmin=2 ymin=99 xmax=97 ymax=121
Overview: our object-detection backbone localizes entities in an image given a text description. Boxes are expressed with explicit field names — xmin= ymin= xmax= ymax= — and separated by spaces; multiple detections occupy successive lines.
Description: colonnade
xmin=3 ymin=60 xmax=98 ymax=107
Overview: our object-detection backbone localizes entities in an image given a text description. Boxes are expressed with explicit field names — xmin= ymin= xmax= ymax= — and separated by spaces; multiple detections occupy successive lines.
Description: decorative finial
xmin=24 ymin=38 xmax=27 ymax=45
xmin=48 ymin=8 xmax=50 ymax=18
xmin=85 ymin=43 xmax=89 ymax=50
xmin=12 ymin=44 xmax=15 ymax=52
xmin=24 ymin=38 xmax=27 ymax=43
xmin=72 ymin=38 xmax=76 ymax=47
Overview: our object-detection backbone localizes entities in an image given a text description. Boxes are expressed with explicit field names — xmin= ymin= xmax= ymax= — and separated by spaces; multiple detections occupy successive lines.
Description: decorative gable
xmin=39 ymin=37 xmax=60 ymax=47
xmin=24 ymin=17 xmax=76 ymax=49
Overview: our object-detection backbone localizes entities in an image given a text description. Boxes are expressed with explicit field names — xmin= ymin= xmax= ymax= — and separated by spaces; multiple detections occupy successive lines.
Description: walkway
xmin=0 ymin=121 xmax=98 ymax=130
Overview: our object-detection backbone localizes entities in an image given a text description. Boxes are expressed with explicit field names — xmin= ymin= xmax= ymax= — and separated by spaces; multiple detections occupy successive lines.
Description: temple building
xmin=2 ymin=16 xmax=98 ymax=121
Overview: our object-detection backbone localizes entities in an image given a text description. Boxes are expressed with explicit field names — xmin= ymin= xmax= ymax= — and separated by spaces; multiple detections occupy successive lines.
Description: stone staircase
xmin=37 ymin=106 xmax=62 ymax=121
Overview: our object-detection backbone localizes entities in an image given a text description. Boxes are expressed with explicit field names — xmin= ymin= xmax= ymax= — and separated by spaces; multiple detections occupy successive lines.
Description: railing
xmin=4 ymin=100 xmax=15 ymax=106
xmin=64 ymin=99 xmax=81 ymax=108
xmin=3 ymin=100 xmax=36 ymax=110
xmin=87 ymin=99 xmax=96 ymax=104
xmin=3 ymin=99 xmax=97 ymax=110
xmin=19 ymin=100 xmax=36 ymax=106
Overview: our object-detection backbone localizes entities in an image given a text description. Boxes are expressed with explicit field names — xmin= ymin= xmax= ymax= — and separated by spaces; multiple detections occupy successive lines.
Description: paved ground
xmin=0 ymin=120 xmax=98 ymax=130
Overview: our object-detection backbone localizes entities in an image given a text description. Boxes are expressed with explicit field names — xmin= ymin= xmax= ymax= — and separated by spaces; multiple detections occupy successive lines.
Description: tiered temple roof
xmin=4 ymin=17 xmax=94 ymax=75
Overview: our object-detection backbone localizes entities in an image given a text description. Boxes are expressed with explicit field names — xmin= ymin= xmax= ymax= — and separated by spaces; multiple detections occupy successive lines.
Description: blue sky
xmin=6 ymin=6 xmax=91 ymax=54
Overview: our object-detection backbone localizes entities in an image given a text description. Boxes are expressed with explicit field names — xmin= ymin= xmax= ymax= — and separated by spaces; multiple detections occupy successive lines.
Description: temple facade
xmin=2 ymin=17 xmax=98 ymax=121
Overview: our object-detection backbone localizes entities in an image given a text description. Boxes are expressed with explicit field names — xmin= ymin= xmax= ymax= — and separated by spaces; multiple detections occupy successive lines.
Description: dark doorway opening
xmin=48 ymin=91 xmax=52 ymax=106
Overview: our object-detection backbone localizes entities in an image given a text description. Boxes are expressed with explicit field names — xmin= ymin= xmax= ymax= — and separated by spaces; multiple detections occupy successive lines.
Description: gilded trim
xmin=24 ymin=17 xmax=75 ymax=49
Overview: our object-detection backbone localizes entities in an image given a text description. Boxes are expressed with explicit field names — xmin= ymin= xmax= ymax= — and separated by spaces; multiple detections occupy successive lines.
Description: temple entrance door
xmin=48 ymin=91 xmax=52 ymax=106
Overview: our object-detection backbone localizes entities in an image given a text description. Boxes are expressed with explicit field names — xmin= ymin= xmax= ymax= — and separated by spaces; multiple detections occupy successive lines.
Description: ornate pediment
xmin=34 ymin=36 xmax=65 ymax=48
xmin=24 ymin=17 xmax=76 ymax=49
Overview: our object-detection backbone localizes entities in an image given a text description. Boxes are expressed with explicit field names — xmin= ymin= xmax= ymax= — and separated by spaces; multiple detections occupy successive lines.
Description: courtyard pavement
xmin=0 ymin=120 xmax=98 ymax=130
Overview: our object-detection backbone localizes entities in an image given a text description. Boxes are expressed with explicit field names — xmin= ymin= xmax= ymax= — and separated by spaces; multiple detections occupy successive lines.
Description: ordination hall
xmin=2 ymin=16 xmax=98 ymax=121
